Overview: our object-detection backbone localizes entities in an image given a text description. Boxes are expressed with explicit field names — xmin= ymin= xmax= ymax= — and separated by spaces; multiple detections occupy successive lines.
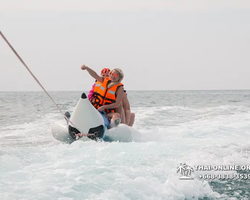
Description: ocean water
xmin=1 ymin=90 xmax=250 ymax=200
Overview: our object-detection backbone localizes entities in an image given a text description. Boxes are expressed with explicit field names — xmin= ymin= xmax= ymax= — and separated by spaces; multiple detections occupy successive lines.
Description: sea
xmin=1 ymin=90 xmax=250 ymax=200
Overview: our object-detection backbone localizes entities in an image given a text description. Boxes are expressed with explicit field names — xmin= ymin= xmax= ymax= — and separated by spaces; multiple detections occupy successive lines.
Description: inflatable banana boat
xmin=51 ymin=93 xmax=141 ymax=143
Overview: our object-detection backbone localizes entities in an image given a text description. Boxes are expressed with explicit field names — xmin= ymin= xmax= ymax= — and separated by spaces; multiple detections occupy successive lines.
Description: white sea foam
xmin=1 ymin=91 xmax=250 ymax=199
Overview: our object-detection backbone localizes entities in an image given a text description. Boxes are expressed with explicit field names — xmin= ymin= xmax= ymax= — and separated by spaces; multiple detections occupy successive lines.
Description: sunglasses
xmin=110 ymin=72 xmax=118 ymax=77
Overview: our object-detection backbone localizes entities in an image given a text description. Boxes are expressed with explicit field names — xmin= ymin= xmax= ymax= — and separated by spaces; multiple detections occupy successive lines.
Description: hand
xmin=81 ymin=65 xmax=88 ymax=70
xmin=98 ymin=106 xmax=105 ymax=112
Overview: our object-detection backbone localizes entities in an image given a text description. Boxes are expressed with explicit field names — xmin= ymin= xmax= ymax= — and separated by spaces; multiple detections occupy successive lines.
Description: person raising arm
xmin=81 ymin=65 xmax=125 ymax=124
xmin=88 ymin=68 xmax=110 ymax=101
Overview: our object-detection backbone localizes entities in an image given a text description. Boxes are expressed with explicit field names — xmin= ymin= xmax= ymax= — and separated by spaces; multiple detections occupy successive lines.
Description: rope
xmin=0 ymin=30 xmax=93 ymax=138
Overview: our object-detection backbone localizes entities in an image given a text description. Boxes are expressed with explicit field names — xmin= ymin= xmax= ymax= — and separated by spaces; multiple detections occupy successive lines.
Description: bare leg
xmin=121 ymin=107 xmax=125 ymax=123
xmin=129 ymin=112 xmax=135 ymax=127
xmin=106 ymin=112 xmax=121 ymax=129
xmin=106 ymin=112 xmax=120 ymax=123
xmin=125 ymin=109 xmax=131 ymax=125
xmin=117 ymin=102 xmax=125 ymax=123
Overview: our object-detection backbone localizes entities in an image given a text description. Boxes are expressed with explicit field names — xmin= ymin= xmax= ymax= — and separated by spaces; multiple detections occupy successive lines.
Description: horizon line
xmin=1 ymin=89 xmax=250 ymax=92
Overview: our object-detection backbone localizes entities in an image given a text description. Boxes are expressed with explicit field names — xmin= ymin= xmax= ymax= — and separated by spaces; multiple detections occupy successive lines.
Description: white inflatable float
xmin=51 ymin=93 xmax=141 ymax=143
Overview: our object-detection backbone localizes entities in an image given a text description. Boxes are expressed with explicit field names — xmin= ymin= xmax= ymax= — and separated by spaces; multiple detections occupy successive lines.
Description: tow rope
xmin=0 ymin=30 xmax=93 ymax=139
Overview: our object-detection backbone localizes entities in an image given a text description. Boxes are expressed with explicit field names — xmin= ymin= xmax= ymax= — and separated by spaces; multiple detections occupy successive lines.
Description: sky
xmin=1 ymin=0 xmax=250 ymax=91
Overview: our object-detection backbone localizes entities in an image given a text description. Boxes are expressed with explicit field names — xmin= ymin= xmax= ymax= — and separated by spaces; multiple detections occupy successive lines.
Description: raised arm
xmin=81 ymin=65 xmax=103 ymax=83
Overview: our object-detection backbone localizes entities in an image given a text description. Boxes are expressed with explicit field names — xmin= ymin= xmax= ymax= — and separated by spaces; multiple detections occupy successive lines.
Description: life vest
xmin=90 ymin=80 xmax=102 ymax=103
xmin=93 ymin=80 xmax=102 ymax=93
xmin=91 ymin=77 xmax=123 ymax=113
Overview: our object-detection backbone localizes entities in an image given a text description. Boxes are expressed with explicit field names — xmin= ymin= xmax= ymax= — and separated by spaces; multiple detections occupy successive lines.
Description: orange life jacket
xmin=90 ymin=80 xmax=103 ymax=104
xmin=93 ymin=81 xmax=102 ymax=93
xmin=91 ymin=77 xmax=123 ymax=113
